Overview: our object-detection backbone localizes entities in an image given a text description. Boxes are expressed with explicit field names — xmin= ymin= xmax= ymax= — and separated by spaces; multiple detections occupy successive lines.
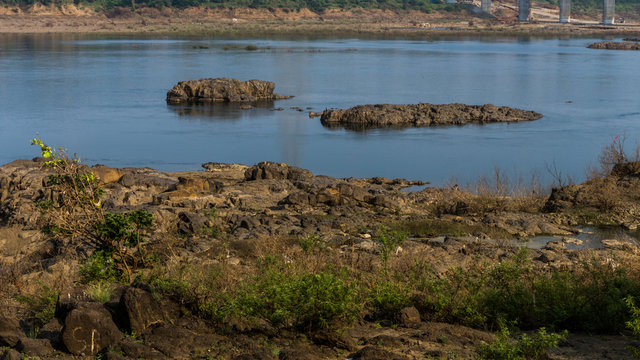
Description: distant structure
xmin=514 ymin=0 xmax=615 ymax=24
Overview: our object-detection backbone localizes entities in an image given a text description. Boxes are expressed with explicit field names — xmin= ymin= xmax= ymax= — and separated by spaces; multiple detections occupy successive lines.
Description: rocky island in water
xmin=319 ymin=103 xmax=543 ymax=130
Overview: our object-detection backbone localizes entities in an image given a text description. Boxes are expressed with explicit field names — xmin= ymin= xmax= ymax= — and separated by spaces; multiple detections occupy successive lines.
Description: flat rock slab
xmin=166 ymin=78 xmax=291 ymax=104
xmin=319 ymin=103 xmax=542 ymax=130
xmin=587 ymin=41 xmax=640 ymax=50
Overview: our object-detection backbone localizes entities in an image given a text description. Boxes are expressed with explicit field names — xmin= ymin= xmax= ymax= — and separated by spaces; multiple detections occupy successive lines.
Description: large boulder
xmin=120 ymin=287 xmax=179 ymax=334
xmin=166 ymin=78 xmax=291 ymax=104
xmin=320 ymin=103 xmax=542 ymax=130
xmin=61 ymin=304 xmax=123 ymax=356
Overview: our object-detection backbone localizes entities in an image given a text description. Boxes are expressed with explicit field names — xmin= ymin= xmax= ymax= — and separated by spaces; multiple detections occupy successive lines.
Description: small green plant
xmin=376 ymin=225 xmax=406 ymax=266
xmin=16 ymin=283 xmax=58 ymax=325
xmin=88 ymin=282 xmax=115 ymax=303
xmin=626 ymin=296 xmax=640 ymax=358
xmin=478 ymin=321 xmax=567 ymax=360
xmin=244 ymin=44 xmax=258 ymax=51
xmin=297 ymin=233 xmax=324 ymax=254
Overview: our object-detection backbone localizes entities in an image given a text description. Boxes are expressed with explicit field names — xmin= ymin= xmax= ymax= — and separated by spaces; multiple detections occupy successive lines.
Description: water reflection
xmin=167 ymin=100 xmax=276 ymax=120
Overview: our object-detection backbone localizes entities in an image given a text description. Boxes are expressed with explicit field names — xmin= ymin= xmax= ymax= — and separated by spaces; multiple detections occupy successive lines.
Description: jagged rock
xmin=140 ymin=324 xmax=218 ymax=358
xmin=244 ymin=161 xmax=312 ymax=181
xmin=587 ymin=41 xmax=640 ymax=50
xmin=0 ymin=315 xmax=23 ymax=347
xmin=61 ymin=304 xmax=123 ymax=356
xmin=177 ymin=212 xmax=209 ymax=234
xmin=349 ymin=345 xmax=409 ymax=360
xmin=56 ymin=287 xmax=94 ymax=319
xmin=16 ymin=338 xmax=55 ymax=357
xmin=120 ymin=287 xmax=179 ymax=334
xmin=0 ymin=349 xmax=21 ymax=360
xmin=320 ymin=103 xmax=542 ymax=130
xmin=117 ymin=338 xmax=167 ymax=359
xmin=166 ymin=78 xmax=291 ymax=104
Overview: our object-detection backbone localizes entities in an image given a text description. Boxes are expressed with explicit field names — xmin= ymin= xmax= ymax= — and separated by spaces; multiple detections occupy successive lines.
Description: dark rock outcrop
xmin=244 ymin=161 xmax=312 ymax=181
xmin=319 ymin=103 xmax=542 ymax=130
xmin=166 ymin=78 xmax=291 ymax=104
xmin=587 ymin=41 xmax=640 ymax=50
xmin=61 ymin=304 xmax=123 ymax=356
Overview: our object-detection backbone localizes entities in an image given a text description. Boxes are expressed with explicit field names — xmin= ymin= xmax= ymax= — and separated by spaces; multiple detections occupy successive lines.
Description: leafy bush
xmin=368 ymin=279 xmax=411 ymax=321
xmin=625 ymin=297 xmax=640 ymax=358
xmin=376 ymin=225 xmax=406 ymax=266
xmin=79 ymin=250 xmax=121 ymax=283
xmin=16 ymin=284 xmax=59 ymax=325
xmin=31 ymin=139 xmax=154 ymax=282
xmin=478 ymin=322 xmax=567 ymax=360
xmin=229 ymin=258 xmax=361 ymax=329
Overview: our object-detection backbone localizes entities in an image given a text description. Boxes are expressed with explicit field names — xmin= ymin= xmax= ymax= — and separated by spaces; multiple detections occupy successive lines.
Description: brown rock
xmin=0 ymin=315 xmax=23 ymax=347
xmin=320 ymin=103 xmax=542 ymax=130
xmin=587 ymin=41 xmax=640 ymax=50
xmin=91 ymin=165 xmax=124 ymax=184
xmin=120 ymin=287 xmax=179 ymax=334
xmin=16 ymin=338 xmax=55 ymax=357
xmin=166 ymin=78 xmax=291 ymax=104
xmin=61 ymin=304 xmax=123 ymax=356
xmin=349 ymin=345 xmax=409 ymax=360
xmin=397 ymin=306 xmax=421 ymax=325
xmin=244 ymin=161 xmax=312 ymax=181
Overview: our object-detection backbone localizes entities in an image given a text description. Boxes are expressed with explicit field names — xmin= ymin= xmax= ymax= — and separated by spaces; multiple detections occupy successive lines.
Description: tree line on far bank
xmin=0 ymin=0 xmax=638 ymax=19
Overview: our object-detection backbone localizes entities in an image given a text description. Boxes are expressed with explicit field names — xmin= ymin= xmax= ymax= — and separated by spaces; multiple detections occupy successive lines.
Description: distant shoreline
xmin=2 ymin=4 xmax=640 ymax=37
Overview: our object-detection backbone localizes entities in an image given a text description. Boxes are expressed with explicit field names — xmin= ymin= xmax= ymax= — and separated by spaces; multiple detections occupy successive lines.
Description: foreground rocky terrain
xmin=319 ymin=104 xmax=543 ymax=130
xmin=1 ymin=156 xmax=640 ymax=359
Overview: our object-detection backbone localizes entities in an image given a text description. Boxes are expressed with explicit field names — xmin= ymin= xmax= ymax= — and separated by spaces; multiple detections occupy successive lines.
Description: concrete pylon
xmin=518 ymin=0 xmax=531 ymax=21
xmin=559 ymin=0 xmax=571 ymax=22
xmin=603 ymin=0 xmax=615 ymax=24
xmin=481 ymin=0 xmax=491 ymax=14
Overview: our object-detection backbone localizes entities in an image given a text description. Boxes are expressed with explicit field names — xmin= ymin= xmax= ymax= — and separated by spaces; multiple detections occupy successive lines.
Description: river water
xmin=1 ymin=34 xmax=639 ymax=185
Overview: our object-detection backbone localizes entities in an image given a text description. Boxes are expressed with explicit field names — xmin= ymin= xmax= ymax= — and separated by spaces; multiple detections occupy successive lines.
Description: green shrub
xmin=88 ymin=282 xmax=115 ymax=303
xmin=626 ymin=296 xmax=640 ymax=359
xmin=96 ymin=209 xmax=153 ymax=248
xmin=229 ymin=259 xmax=361 ymax=329
xmin=478 ymin=322 xmax=567 ymax=360
xmin=16 ymin=284 xmax=58 ymax=325
xmin=79 ymin=250 xmax=120 ymax=283
xmin=376 ymin=225 xmax=406 ymax=266
xmin=297 ymin=233 xmax=324 ymax=254
xmin=368 ymin=279 xmax=411 ymax=321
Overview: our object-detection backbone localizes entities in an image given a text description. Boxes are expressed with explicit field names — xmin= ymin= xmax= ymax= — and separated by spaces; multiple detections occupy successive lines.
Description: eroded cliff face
xmin=166 ymin=78 xmax=292 ymax=104
xmin=319 ymin=103 xmax=543 ymax=130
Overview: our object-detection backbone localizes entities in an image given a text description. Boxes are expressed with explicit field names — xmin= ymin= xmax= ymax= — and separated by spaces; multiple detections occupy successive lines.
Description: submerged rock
xmin=319 ymin=103 xmax=542 ymax=130
xmin=166 ymin=78 xmax=292 ymax=104
xmin=587 ymin=41 xmax=640 ymax=50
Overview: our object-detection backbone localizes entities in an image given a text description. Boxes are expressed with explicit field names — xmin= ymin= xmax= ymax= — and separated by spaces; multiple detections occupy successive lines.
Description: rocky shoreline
xmin=1 ymin=155 xmax=640 ymax=359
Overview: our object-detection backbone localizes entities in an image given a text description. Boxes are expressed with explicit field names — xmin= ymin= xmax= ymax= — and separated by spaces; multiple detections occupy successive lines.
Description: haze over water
xmin=1 ymin=34 xmax=639 ymax=185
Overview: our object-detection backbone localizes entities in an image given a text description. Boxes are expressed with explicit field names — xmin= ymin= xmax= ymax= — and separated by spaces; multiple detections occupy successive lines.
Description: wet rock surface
xmin=587 ymin=41 xmax=640 ymax=50
xmin=166 ymin=78 xmax=292 ymax=104
xmin=319 ymin=103 xmax=542 ymax=130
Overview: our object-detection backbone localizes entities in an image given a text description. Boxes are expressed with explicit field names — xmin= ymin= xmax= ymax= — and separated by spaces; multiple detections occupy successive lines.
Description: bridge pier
xmin=602 ymin=0 xmax=615 ymax=24
xmin=559 ymin=0 xmax=571 ymax=22
xmin=518 ymin=0 xmax=531 ymax=21
xmin=481 ymin=0 xmax=491 ymax=14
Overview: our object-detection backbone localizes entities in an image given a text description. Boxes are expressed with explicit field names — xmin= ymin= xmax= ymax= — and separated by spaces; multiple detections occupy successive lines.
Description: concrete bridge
xmin=480 ymin=0 xmax=617 ymax=24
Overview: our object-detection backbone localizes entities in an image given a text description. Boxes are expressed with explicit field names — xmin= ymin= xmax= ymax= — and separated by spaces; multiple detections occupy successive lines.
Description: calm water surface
xmin=1 ymin=34 xmax=639 ymax=185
